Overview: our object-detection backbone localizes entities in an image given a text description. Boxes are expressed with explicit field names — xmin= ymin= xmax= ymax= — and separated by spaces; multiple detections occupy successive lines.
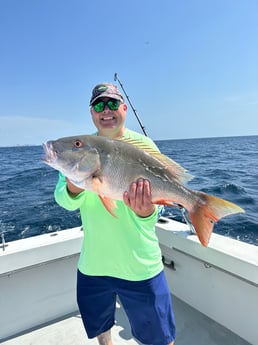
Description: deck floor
xmin=1 ymin=295 xmax=251 ymax=345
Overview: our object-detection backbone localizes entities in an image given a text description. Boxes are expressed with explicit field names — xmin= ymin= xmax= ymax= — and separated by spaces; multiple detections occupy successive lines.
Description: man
xmin=54 ymin=83 xmax=176 ymax=345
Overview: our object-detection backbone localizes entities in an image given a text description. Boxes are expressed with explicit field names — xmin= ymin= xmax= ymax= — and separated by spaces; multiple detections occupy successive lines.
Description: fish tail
xmin=189 ymin=192 xmax=244 ymax=247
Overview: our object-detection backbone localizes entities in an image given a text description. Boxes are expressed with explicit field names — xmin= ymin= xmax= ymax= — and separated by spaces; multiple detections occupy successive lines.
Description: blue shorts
xmin=77 ymin=270 xmax=176 ymax=345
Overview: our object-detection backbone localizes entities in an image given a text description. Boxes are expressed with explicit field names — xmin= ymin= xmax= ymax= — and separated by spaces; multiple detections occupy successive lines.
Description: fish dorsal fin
xmin=116 ymin=137 xmax=193 ymax=184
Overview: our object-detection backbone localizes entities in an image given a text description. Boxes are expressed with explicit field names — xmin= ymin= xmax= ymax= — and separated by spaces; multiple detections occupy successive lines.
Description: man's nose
xmin=103 ymin=105 xmax=111 ymax=112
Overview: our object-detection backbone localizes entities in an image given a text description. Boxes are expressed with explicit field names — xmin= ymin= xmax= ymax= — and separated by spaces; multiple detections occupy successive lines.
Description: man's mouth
xmin=101 ymin=116 xmax=115 ymax=121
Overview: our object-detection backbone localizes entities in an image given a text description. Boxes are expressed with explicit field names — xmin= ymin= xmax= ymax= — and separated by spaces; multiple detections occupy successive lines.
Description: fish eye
xmin=73 ymin=140 xmax=83 ymax=148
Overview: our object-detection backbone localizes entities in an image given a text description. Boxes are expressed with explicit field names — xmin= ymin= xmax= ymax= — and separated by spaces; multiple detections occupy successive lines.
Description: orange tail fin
xmin=189 ymin=193 xmax=244 ymax=247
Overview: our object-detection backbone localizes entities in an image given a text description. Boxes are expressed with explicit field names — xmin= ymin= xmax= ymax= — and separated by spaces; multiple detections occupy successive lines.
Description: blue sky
xmin=0 ymin=0 xmax=257 ymax=146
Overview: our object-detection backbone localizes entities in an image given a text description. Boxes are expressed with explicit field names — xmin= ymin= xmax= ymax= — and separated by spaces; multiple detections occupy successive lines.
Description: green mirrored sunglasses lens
xmin=107 ymin=100 xmax=120 ymax=110
xmin=93 ymin=101 xmax=105 ymax=112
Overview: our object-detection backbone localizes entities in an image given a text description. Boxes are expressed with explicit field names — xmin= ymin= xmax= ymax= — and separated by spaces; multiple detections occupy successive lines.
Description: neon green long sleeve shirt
xmin=54 ymin=129 xmax=164 ymax=281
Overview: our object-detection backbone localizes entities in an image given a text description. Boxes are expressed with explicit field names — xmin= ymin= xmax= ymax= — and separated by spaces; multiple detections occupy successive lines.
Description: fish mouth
xmin=42 ymin=142 xmax=57 ymax=164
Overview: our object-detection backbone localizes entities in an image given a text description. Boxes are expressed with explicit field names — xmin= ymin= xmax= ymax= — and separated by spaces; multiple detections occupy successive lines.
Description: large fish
xmin=42 ymin=135 xmax=244 ymax=246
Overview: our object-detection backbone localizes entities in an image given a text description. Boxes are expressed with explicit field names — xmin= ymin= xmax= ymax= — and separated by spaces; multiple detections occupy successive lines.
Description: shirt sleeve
xmin=54 ymin=172 xmax=86 ymax=211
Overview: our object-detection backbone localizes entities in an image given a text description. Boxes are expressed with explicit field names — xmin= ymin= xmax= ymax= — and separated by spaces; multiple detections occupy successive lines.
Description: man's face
xmin=90 ymin=97 xmax=127 ymax=138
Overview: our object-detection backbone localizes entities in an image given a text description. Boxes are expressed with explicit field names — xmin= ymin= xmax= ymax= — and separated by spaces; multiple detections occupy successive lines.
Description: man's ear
xmin=123 ymin=104 xmax=128 ymax=111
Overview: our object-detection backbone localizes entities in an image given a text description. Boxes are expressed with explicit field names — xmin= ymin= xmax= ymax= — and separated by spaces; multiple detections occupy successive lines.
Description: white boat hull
xmin=0 ymin=218 xmax=257 ymax=344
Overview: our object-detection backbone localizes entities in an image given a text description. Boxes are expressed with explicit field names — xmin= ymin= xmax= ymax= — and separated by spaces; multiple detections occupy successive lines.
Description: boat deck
xmin=2 ymin=295 xmax=250 ymax=345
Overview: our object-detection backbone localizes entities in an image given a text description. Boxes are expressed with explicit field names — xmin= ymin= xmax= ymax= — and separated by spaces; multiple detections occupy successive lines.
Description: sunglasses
xmin=92 ymin=99 xmax=121 ymax=113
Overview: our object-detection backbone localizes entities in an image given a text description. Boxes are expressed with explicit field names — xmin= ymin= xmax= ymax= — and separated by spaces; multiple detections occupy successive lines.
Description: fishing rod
xmin=114 ymin=73 xmax=148 ymax=136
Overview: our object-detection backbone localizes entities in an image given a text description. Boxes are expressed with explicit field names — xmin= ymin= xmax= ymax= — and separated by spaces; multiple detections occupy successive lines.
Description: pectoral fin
xmin=92 ymin=176 xmax=117 ymax=218
xmin=98 ymin=195 xmax=117 ymax=218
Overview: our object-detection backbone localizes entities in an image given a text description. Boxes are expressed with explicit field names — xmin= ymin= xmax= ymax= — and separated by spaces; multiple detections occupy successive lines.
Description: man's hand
xmin=123 ymin=179 xmax=155 ymax=218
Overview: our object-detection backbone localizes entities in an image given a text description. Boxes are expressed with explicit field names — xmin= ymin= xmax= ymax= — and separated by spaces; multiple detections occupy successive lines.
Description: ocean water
xmin=0 ymin=135 xmax=257 ymax=246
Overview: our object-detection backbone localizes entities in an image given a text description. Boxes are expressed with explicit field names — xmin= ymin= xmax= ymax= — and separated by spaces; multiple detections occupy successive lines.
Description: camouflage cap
xmin=90 ymin=83 xmax=124 ymax=105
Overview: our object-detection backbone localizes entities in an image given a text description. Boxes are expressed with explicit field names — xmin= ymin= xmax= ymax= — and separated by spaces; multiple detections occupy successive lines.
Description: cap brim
xmin=90 ymin=93 xmax=123 ymax=105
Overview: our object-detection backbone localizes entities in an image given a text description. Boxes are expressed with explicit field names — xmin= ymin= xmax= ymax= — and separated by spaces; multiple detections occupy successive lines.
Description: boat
xmin=0 ymin=217 xmax=257 ymax=345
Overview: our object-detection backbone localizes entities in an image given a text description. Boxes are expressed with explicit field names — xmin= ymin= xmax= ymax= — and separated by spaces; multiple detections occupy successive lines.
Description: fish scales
xmin=99 ymin=144 xmax=189 ymax=204
xmin=87 ymin=137 xmax=180 ymax=200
